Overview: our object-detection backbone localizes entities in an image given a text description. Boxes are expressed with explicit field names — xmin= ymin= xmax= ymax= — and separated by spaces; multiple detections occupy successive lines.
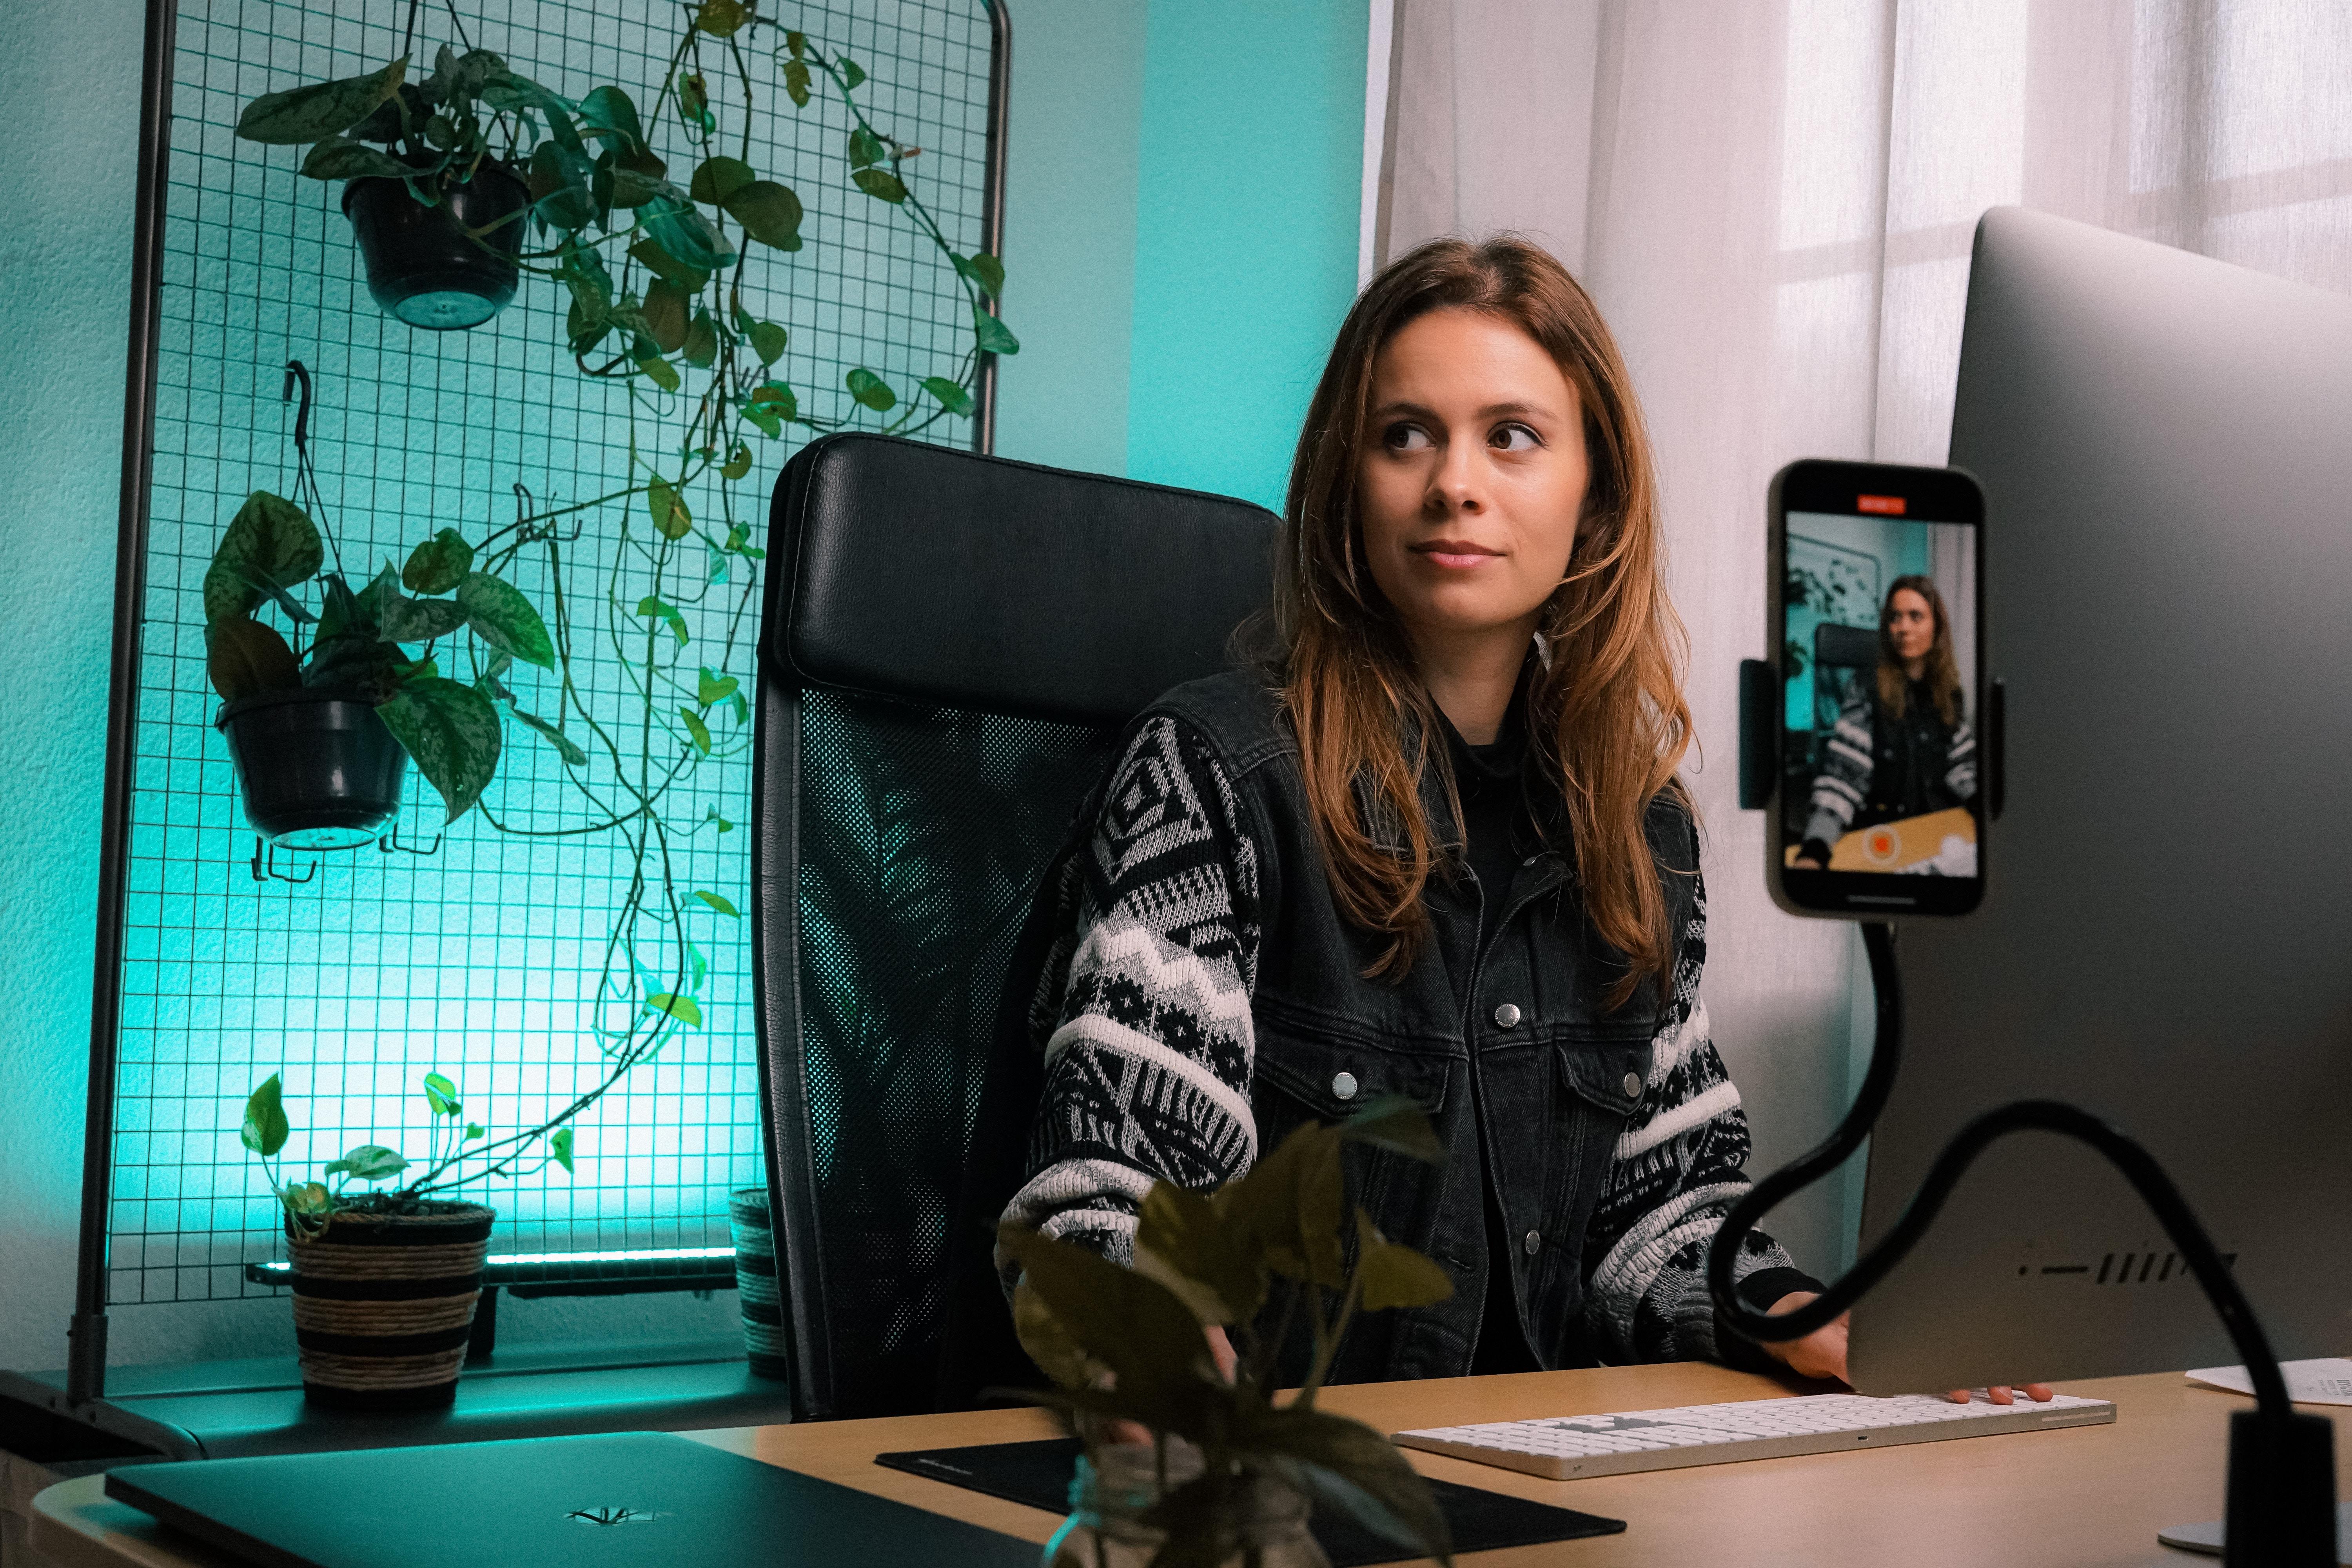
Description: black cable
xmin=1704 ymin=921 xmax=2294 ymax=1425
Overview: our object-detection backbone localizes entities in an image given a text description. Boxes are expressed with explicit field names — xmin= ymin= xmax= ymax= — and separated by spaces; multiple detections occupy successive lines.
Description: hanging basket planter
xmin=340 ymin=162 xmax=530 ymax=331
xmin=216 ymin=689 xmax=408 ymax=850
xmin=286 ymin=1200 xmax=494 ymax=1410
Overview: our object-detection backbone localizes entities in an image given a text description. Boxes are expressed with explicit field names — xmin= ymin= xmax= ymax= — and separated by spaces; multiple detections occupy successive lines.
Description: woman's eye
xmin=1491 ymin=422 xmax=1541 ymax=452
xmin=1383 ymin=422 xmax=1433 ymax=452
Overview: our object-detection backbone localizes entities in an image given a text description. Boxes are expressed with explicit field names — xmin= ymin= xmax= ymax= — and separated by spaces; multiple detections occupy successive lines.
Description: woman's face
xmin=1887 ymin=588 xmax=1937 ymax=664
xmin=1356 ymin=308 xmax=1591 ymax=649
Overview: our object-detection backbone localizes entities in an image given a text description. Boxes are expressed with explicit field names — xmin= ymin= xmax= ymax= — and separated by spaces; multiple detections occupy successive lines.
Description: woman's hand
xmin=1761 ymin=1290 xmax=1849 ymax=1382
xmin=1947 ymin=1382 xmax=2055 ymax=1404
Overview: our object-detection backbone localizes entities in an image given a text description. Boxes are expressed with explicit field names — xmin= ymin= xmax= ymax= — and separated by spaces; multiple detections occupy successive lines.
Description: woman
xmin=996 ymin=237 xmax=1844 ymax=1384
xmin=1793 ymin=576 xmax=1977 ymax=872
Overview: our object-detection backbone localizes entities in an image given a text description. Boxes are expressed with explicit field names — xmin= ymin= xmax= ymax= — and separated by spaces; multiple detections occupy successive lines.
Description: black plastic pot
xmin=340 ymin=161 xmax=530 ymax=330
xmin=216 ymin=690 xmax=407 ymax=850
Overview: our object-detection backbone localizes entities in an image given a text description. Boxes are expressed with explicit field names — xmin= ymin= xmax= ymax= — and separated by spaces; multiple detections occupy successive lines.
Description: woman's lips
xmin=1411 ymin=541 xmax=1501 ymax=570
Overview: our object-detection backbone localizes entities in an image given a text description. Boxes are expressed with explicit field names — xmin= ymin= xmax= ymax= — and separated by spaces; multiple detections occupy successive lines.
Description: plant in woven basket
xmin=999 ymin=1099 xmax=1459 ymax=1568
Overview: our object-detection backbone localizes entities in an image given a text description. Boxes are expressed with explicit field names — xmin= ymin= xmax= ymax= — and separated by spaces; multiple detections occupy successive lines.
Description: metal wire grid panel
xmin=109 ymin=0 xmax=1000 ymax=1304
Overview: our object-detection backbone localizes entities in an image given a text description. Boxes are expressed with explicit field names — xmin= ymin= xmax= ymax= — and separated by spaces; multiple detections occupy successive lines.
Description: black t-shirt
xmin=1434 ymin=697 xmax=1546 ymax=1376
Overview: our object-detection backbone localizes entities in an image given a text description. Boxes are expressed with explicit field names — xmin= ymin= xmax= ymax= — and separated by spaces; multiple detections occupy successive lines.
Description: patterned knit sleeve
xmin=1802 ymin=686 xmax=1877 ymax=853
xmin=1944 ymin=705 xmax=1978 ymax=802
xmin=995 ymin=714 xmax=1264 ymax=1284
xmin=1579 ymin=874 xmax=1822 ymax=1367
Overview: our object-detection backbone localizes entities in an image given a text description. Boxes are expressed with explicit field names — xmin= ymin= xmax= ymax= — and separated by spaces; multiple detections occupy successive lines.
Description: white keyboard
xmin=1392 ymin=1391 xmax=2116 ymax=1480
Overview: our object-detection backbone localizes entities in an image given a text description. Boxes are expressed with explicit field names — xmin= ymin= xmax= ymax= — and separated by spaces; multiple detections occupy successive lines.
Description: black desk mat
xmin=876 ymin=1436 xmax=1624 ymax=1565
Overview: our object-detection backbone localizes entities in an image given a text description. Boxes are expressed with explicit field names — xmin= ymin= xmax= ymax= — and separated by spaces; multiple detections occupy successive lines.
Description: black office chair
xmin=751 ymin=434 xmax=1279 ymax=1421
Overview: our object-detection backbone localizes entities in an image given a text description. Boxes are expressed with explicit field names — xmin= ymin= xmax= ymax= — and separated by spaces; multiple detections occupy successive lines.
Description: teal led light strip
xmin=251 ymin=1245 xmax=736 ymax=1275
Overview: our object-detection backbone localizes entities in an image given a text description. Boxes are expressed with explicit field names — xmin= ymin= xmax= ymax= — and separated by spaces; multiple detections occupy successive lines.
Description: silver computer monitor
xmin=1845 ymin=207 xmax=2352 ymax=1395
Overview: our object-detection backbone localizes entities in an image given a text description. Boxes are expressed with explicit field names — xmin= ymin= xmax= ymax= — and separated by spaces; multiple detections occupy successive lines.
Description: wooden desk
xmin=31 ymin=1364 xmax=2352 ymax=1568
xmin=1784 ymin=805 xmax=1975 ymax=872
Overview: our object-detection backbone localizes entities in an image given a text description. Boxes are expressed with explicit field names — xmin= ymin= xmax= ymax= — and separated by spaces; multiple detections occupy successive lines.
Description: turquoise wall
xmin=1126 ymin=0 xmax=1368 ymax=512
xmin=0 ymin=0 xmax=1368 ymax=1371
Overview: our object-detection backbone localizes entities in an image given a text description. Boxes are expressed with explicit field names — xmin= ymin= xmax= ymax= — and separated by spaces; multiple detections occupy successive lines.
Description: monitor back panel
xmin=1848 ymin=207 xmax=2352 ymax=1395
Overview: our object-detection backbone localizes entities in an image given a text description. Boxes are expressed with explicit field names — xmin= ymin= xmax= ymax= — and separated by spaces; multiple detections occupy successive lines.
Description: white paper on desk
xmin=2185 ymin=1357 xmax=2352 ymax=1405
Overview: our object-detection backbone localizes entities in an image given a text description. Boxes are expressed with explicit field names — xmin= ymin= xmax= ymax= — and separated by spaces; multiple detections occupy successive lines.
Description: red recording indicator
xmin=1857 ymin=494 xmax=1907 ymax=515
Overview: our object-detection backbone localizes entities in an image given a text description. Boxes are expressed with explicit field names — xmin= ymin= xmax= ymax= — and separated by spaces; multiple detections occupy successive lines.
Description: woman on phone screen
xmin=1791 ymin=577 xmax=1978 ymax=873
xmin=998 ymin=238 xmax=2039 ymax=1402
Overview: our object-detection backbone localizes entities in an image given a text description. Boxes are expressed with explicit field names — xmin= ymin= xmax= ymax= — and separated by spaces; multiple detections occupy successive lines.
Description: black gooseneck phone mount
xmin=1713 ymin=661 xmax=2338 ymax=1568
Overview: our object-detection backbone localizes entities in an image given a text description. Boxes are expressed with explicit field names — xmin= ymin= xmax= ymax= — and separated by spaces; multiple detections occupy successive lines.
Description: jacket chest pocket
xmin=1249 ymin=1008 xmax=1454 ymax=1248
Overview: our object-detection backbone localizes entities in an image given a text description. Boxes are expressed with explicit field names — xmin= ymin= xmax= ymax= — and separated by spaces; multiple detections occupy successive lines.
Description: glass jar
xmin=1044 ymin=1441 xmax=1329 ymax=1568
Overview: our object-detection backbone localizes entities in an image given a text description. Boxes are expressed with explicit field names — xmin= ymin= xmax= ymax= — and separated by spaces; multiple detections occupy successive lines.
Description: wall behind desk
xmin=0 ymin=0 xmax=1369 ymax=1373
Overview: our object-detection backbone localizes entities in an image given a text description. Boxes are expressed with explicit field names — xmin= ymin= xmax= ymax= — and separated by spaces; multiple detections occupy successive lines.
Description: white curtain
xmin=1373 ymin=0 xmax=2352 ymax=1273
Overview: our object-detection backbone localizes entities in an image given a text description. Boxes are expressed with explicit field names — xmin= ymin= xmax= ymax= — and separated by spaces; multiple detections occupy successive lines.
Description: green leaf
xmin=377 ymin=677 xmax=503 ymax=822
xmin=237 ymin=56 xmax=408 ymax=145
xmin=641 ymin=278 xmax=691 ymax=354
xmin=240 ymin=1074 xmax=289 ymax=1158
xmin=639 ymin=354 xmax=682 ymax=393
xmin=953 ymin=250 xmax=1007 ymax=297
xmin=730 ymin=690 xmax=750 ymax=723
xmin=996 ymin=1227 xmax=1224 ymax=1436
xmin=510 ymin=705 xmax=588 ymax=766
xmin=529 ymin=140 xmax=598 ymax=231
xmin=748 ymin=320 xmax=788 ymax=365
xmin=207 ymin=615 xmax=302 ymax=701
xmin=283 ymin=1180 xmax=330 ymax=1216
xmin=782 ymin=58 xmax=811 ymax=107
xmin=1215 ymin=1121 xmax=1345 ymax=1287
xmin=747 ymin=381 xmax=797 ymax=423
xmin=696 ymin=666 xmax=739 ymax=705
xmin=1238 ymin=1407 xmax=1452 ymax=1561
xmin=785 ymin=30 xmax=806 ymax=60
xmin=679 ymin=71 xmax=715 ymax=133
xmin=1338 ymin=1094 xmax=1445 ymax=1163
xmin=850 ymin=167 xmax=907 ymax=203
xmin=740 ymin=403 xmax=781 ymax=438
xmin=724 ymin=180 xmax=804 ymax=250
xmin=299 ymin=135 xmax=414 ymax=182
xmin=464 ymin=1122 xmax=486 ymax=1142
xmin=640 ymin=196 xmax=737 ymax=274
xmin=1135 ymin=1179 xmax=1268 ymax=1326
xmin=920 ymin=376 xmax=974 ymax=416
xmin=646 ymin=992 xmax=704 ymax=1027
xmin=720 ymin=442 xmax=753 ymax=481
xmin=325 ymin=1143 xmax=410 ymax=1183
xmin=682 ymin=309 xmax=718 ymax=369
xmin=550 ymin=1126 xmax=575 ymax=1171
xmin=577 ymin=84 xmax=643 ymax=151
xmin=636 ymin=595 xmax=690 ymax=646
xmin=207 ymin=491 xmax=324 ymax=625
xmin=688 ymin=154 xmax=755 ymax=205
xmin=422 ymin=1072 xmax=459 ymax=1116
xmin=847 ymin=127 xmax=885 ymax=170
xmin=1354 ymin=1207 xmax=1454 ymax=1310
xmin=693 ymin=890 xmax=740 ymax=917
xmin=838 ymin=57 xmax=867 ymax=90
xmin=402 ymin=528 xmax=475 ymax=594
xmin=455 ymin=572 xmax=555 ymax=668
xmin=376 ymin=590 xmax=468 ymax=645
xmin=627 ymin=236 xmax=708 ymax=294
xmin=846 ymin=368 xmax=896 ymax=411
xmin=646 ymin=478 xmax=693 ymax=541
xmin=479 ymin=71 xmax=580 ymax=153
xmin=974 ymin=309 xmax=1021 ymax=356
xmin=680 ymin=707 xmax=712 ymax=754
xmin=695 ymin=0 xmax=751 ymax=37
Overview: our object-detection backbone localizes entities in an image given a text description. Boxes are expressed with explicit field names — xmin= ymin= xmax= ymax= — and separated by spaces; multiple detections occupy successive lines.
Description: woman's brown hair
xmin=1274 ymin=236 xmax=1693 ymax=1007
xmin=1876 ymin=575 xmax=1964 ymax=726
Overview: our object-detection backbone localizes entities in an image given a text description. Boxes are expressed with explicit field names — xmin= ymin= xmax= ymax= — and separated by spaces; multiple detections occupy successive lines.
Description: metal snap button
xmin=1523 ymin=1229 xmax=1541 ymax=1256
xmin=1493 ymin=1002 xmax=1522 ymax=1029
xmin=1332 ymin=1071 xmax=1358 ymax=1101
xmin=1622 ymin=1071 xmax=1644 ymax=1098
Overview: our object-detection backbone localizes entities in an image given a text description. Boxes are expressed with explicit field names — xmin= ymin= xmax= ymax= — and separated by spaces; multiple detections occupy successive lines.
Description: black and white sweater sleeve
xmin=1579 ymin=874 xmax=1820 ymax=1365
xmin=996 ymin=715 xmax=1264 ymax=1281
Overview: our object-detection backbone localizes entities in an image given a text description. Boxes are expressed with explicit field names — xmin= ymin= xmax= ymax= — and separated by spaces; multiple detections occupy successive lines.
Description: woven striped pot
xmin=728 ymin=1187 xmax=789 ymax=1379
xmin=286 ymin=1201 xmax=493 ymax=1409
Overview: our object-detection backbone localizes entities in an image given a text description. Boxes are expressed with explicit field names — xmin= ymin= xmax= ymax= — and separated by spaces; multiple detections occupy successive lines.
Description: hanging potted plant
xmin=205 ymin=477 xmax=564 ymax=847
xmin=235 ymin=48 xmax=572 ymax=329
xmin=237 ymin=1071 xmax=575 ymax=1408
xmin=1000 ymin=1100 xmax=1458 ymax=1568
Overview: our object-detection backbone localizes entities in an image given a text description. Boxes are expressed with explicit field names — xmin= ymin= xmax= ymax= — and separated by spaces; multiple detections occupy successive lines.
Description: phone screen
xmin=1770 ymin=460 xmax=1985 ymax=918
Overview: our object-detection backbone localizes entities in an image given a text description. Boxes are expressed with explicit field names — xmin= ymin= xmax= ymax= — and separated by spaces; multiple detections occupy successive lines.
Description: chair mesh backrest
xmin=754 ymin=434 xmax=1278 ymax=1421
xmin=790 ymin=688 xmax=1115 ymax=1416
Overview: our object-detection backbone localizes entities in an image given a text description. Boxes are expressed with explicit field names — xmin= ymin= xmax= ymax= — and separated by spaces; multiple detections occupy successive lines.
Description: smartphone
xmin=1763 ymin=459 xmax=1987 ymax=918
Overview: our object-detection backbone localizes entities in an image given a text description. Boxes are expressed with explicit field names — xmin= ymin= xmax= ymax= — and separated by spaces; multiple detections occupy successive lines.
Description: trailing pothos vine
xmin=229 ymin=1 xmax=1013 ymax=1220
